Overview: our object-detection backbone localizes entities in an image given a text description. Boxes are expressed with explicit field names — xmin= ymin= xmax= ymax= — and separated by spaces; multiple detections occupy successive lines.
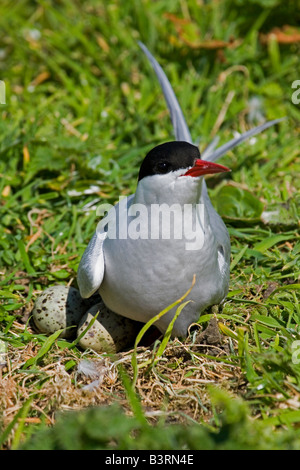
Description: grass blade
xmin=0 ymin=397 xmax=33 ymax=449
xmin=156 ymin=300 xmax=191 ymax=359
xmin=23 ymin=329 xmax=64 ymax=369
xmin=131 ymin=275 xmax=196 ymax=388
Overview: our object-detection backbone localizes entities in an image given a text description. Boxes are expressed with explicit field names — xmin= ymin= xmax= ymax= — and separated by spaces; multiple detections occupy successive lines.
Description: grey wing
xmin=77 ymin=231 xmax=107 ymax=298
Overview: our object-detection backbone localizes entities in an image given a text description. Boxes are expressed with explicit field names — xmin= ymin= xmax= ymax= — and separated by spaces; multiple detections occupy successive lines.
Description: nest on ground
xmin=0 ymin=317 xmax=245 ymax=447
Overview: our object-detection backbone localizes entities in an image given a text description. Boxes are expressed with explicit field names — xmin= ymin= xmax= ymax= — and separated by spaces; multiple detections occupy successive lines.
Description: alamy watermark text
xmin=96 ymin=198 xmax=206 ymax=251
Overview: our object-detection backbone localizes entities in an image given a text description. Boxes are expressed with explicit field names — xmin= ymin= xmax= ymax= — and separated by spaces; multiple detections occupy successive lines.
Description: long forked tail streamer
xmin=138 ymin=41 xmax=192 ymax=144
xmin=139 ymin=42 xmax=285 ymax=162
xmin=203 ymin=117 xmax=285 ymax=162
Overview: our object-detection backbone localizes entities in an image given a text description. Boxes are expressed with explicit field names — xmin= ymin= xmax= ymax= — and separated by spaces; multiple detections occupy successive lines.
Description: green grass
xmin=0 ymin=0 xmax=299 ymax=450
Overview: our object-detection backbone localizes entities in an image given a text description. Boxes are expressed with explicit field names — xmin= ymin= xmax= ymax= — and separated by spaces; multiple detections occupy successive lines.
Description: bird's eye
xmin=156 ymin=161 xmax=170 ymax=174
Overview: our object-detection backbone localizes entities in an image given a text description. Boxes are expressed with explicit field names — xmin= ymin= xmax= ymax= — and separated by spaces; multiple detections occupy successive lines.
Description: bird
xmin=77 ymin=43 xmax=283 ymax=338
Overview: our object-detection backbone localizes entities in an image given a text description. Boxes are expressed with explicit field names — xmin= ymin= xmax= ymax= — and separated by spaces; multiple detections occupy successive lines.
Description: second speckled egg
xmin=77 ymin=301 xmax=141 ymax=353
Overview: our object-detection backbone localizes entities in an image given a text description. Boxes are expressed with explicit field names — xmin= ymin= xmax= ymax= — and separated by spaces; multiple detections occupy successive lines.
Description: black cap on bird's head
xmin=138 ymin=141 xmax=230 ymax=182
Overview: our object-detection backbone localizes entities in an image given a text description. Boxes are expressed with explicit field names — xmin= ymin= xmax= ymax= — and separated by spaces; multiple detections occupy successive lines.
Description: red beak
xmin=182 ymin=159 xmax=231 ymax=177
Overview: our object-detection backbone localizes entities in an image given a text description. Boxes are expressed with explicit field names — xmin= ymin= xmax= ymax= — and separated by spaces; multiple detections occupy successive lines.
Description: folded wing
xmin=77 ymin=231 xmax=107 ymax=298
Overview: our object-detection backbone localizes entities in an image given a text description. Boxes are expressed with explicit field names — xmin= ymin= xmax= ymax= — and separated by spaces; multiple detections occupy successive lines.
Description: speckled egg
xmin=77 ymin=301 xmax=141 ymax=353
xmin=32 ymin=285 xmax=87 ymax=338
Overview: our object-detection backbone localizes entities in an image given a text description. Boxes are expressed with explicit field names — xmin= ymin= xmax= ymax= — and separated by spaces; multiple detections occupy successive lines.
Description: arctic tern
xmin=77 ymin=43 xmax=283 ymax=337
